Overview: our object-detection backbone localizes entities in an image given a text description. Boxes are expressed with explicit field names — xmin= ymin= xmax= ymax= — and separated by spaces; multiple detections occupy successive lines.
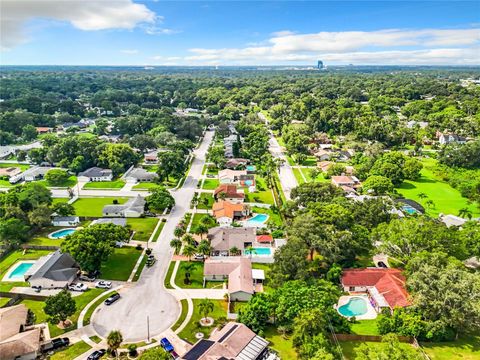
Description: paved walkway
xmin=90 ymin=131 xmax=214 ymax=342
xmin=168 ymin=288 xmax=227 ymax=300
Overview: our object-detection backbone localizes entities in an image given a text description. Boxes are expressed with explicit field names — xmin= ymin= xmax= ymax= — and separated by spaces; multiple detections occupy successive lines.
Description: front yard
xmin=127 ymin=218 xmax=159 ymax=241
xmin=202 ymin=178 xmax=219 ymax=190
xmin=50 ymin=341 xmax=92 ymax=360
xmin=174 ymin=261 xmax=225 ymax=289
xmin=340 ymin=341 xmax=420 ymax=360
xmin=133 ymin=182 xmax=159 ymax=190
xmin=83 ymin=180 xmax=125 ymax=189
xmin=100 ymin=246 xmax=143 ymax=281
xmin=72 ymin=197 xmax=128 ymax=217
xmin=196 ymin=192 xmax=214 ymax=209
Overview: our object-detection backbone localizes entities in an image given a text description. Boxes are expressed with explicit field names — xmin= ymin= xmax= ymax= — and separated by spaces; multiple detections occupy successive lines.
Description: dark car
xmin=87 ymin=349 xmax=106 ymax=360
xmin=51 ymin=337 xmax=70 ymax=349
xmin=104 ymin=293 xmax=120 ymax=305
xmin=171 ymin=350 xmax=180 ymax=359
xmin=79 ymin=274 xmax=96 ymax=282
xmin=160 ymin=337 xmax=174 ymax=352
xmin=32 ymin=285 xmax=42 ymax=293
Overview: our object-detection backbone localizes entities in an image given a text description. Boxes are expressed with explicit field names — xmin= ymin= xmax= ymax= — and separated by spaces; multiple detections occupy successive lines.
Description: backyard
xmin=251 ymin=206 xmax=283 ymax=227
xmin=127 ymin=218 xmax=159 ymax=241
xmin=71 ymin=197 xmax=128 ymax=217
xmin=264 ymin=325 xmax=297 ymax=359
xmin=0 ymin=249 xmax=51 ymax=290
xmin=100 ymin=246 xmax=143 ymax=281
xmin=244 ymin=177 xmax=274 ymax=204
xmin=83 ymin=180 xmax=125 ymax=189
xmin=420 ymin=334 xmax=480 ymax=360
xmin=397 ymin=158 xmax=480 ymax=217
xmin=339 ymin=340 xmax=420 ymax=360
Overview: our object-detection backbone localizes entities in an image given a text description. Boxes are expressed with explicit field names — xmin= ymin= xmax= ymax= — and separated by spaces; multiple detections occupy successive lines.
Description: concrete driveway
xmin=91 ymin=131 xmax=214 ymax=342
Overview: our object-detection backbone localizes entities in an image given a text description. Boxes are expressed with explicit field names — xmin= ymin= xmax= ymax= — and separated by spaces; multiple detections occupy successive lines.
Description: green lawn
xmin=164 ymin=261 xmax=175 ymax=289
xmin=351 ymin=319 xmax=380 ymax=335
xmin=340 ymin=341 xmax=419 ymax=360
xmin=264 ymin=325 xmax=297 ymax=359
xmin=83 ymin=180 xmax=125 ymax=189
xmin=133 ymin=182 xmax=159 ymax=190
xmin=0 ymin=162 xmax=30 ymax=171
xmin=171 ymin=299 xmax=189 ymax=332
xmin=0 ymin=297 xmax=11 ymax=307
xmin=197 ymin=192 xmax=215 ymax=209
xmin=127 ymin=218 xmax=159 ymax=241
xmin=190 ymin=213 xmax=212 ymax=229
xmin=52 ymin=198 xmax=69 ymax=204
xmin=72 ymin=197 xmax=128 ymax=217
xmin=0 ymin=179 xmax=13 ymax=187
xmin=397 ymin=158 xmax=480 ymax=217
xmin=301 ymin=167 xmax=328 ymax=183
xmin=132 ymin=255 xmax=147 ymax=282
xmin=28 ymin=226 xmax=67 ymax=247
xmin=292 ymin=168 xmax=305 ymax=184
xmin=100 ymin=247 xmax=142 ymax=281
xmin=36 ymin=175 xmax=77 ymax=188
xmin=50 ymin=341 xmax=92 ymax=360
xmin=251 ymin=206 xmax=283 ymax=227
xmin=90 ymin=336 xmax=102 ymax=344
xmin=152 ymin=221 xmax=165 ymax=242
xmin=178 ymin=299 xmax=228 ymax=343
xmin=202 ymin=178 xmax=219 ymax=190
xmin=421 ymin=334 xmax=480 ymax=360
xmin=244 ymin=177 xmax=274 ymax=204
xmin=174 ymin=261 xmax=225 ymax=289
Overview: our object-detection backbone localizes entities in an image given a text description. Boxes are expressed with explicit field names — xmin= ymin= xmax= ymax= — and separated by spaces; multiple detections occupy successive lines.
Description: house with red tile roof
xmin=213 ymin=184 xmax=245 ymax=204
xmin=341 ymin=268 xmax=410 ymax=312
xmin=212 ymin=200 xmax=248 ymax=226
xmin=256 ymin=234 xmax=273 ymax=243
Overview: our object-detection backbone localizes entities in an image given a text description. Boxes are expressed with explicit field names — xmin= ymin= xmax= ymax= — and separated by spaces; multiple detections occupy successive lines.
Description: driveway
xmin=91 ymin=131 xmax=214 ymax=342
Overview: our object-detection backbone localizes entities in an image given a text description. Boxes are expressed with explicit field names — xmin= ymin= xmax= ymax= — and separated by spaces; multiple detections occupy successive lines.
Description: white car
xmin=68 ymin=283 xmax=88 ymax=292
xmin=95 ymin=281 xmax=112 ymax=289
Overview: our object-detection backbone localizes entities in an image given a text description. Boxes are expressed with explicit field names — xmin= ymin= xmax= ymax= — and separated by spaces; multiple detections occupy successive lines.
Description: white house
xmin=124 ymin=167 xmax=158 ymax=183
xmin=52 ymin=216 xmax=80 ymax=227
xmin=439 ymin=133 xmax=466 ymax=145
xmin=78 ymin=167 xmax=113 ymax=182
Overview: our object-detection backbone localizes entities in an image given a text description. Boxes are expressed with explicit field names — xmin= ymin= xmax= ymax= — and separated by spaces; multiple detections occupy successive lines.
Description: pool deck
xmin=241 ymin=213 xmax=269 ymax=228
xmin=48 ymin=227 xmax=78 ymax=239
xmin=2 ymin=260 xmax=36 ymax=282
xmin=336 ymin=294 xmax=378 ymax=320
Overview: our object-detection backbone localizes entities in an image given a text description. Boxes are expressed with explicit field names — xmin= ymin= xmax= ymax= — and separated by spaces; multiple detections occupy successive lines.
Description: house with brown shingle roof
xmin=212 ymin=201 xmax=248 ymax=227
xmin=182 ymin=322 xmax=270 ymax=360
xmin=0 ymin=304 xmax=44 ymax=360
xmin=213 ymin=184 xmax=245 ymax=204
xmin=207 ymin=227 xmax=256 ymax=256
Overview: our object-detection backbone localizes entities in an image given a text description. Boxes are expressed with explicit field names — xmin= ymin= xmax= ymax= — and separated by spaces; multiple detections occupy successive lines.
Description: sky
xmin=0 ymin=0 xmax=479 ymax=66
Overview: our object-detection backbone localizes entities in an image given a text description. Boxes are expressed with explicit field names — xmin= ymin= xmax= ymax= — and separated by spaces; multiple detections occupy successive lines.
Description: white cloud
xmin=184 ymin=27 xmax=480 ymax=65
xmin=121 ymin=49 xmax=139 ymax=54
xmin=0 ymin=0 xmax=156 ymax=50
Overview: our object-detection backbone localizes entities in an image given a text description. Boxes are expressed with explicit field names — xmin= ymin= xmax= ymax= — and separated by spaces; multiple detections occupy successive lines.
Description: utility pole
xmin=147 ymin=315 xmax=150 ymax=343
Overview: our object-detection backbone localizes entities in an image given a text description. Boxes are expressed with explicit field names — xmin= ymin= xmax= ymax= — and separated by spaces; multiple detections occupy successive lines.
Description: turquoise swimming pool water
xmin=402 ymin=205 xmax=418 ymax=215
xmin=8 ymin=262 xmax=34 ymax=279
xmin=338 ymin=297 xmax=368 ymax=317
xmin=245 ymin=247 xmax=272 ymax=256
xmin=244 ymin=180 xmax=254 ymax=186
xmin=49 ymin=228 xmax=76 ymax=239
xmin=246 ymin=214 xmax=268 ymax=225
xmin=246 ymin=165 xmax=256 ymax=171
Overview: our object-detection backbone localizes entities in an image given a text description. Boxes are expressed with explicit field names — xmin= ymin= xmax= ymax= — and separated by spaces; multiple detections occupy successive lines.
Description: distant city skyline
xmin=1 ymin=0 xmax=479 ymax=66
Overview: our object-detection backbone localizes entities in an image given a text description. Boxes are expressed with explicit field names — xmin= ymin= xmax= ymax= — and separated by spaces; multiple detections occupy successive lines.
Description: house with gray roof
xmin=90 ymin=218 xmax=127 ymax=227
xmin=9 ymin=166 xmax=56 ymax=184
xmin=125 ymin=167 xmax=158 ymax=183
xmin=207 ymin=227 xmax=256 ymax=256
xmin=78 ymin=167 xmax=113 ymax=182
xmin=103 ymin=195 xmax=146 ymax=218
xmin=25 ymin=250 xmax=79 ymax=289
xmin=52 ymin=216 xmax=80 ymax=227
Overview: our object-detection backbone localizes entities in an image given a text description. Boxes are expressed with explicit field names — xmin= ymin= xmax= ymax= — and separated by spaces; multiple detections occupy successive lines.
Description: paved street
xmin=91 ymin=131 xmax=214 ymax=342
xmin=258 ymin=112 xmax=298 ymax=200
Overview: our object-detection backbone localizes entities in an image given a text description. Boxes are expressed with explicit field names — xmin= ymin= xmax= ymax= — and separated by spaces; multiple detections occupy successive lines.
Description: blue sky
xmin=1 ymin=1 xmax=479 ymax=65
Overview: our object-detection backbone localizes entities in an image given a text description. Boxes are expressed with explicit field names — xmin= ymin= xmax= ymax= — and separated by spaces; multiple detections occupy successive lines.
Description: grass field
xmin=152 ymin=221 xmax=165 ymax=242
xmin=100 ymin=247 xmax=142 ymax=281
xmin=132 ymin=254 xmax=147 ymax=282
xmin=72 ymin=197 xmax=128 ymax=217
xmin=190 ymin=213 xmax=212 ymax=230
xmin=36 ymin=175 xmax=77 ymax=188
xmin=292 ymin=168 xmax=305 ymax=184
xmin=164 ymin=261 xmax=175 ymax=289
xmin=133 ymin=182 xmax=159 ymax=190
xmin=178 ymin=299 xmax=227 ymax=343
xmin=50 ymin=341 xmax=92 ymax=360
xmin=127 ymin=218 xmax=158 ymax=241
xmin=28 ymin=227 xmax=65 ymax=247
xmin=83 ymin=180 xmax=125 ymax=189
xmin=174 ymin=261 xmax=224 ymax=289
xmin=351 ymin=319 xmax=380 ymax=335
xmin=340 ymin=340 xmax=419 ymax=359
xmin=244 ymin=177 xmax=274 ymax=204
xmin=421 ymin=334 xmax=480 ymax=360
xmin=202 ymin=178 xmax=219 ymax=190
xmin=0 ymin=163 xmax=30 ymax=171
xmin=197 ymin=192 xmax=214 ymax=209
xmin=0 ymin=179 xmax=13 ymax=187
xmin=397 ymin=158 xmax=480 ymax=217
xmin=264 ymin=326 xmax=297 ymax=359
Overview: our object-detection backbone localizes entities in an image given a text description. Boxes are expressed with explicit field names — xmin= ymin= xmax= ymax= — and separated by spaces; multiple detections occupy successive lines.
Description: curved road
xmin=92 ymin=130 xmax=214 ymax=342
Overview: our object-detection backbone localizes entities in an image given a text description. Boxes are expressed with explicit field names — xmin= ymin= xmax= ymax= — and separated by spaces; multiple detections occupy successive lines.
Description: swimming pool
xmin=246 ymin=165 xmax=256 ymax=172
xmin=245 ymin=247 xmax=272 ymax=256
xmin=244 ymin=180 xmax=254 ymax=186
xmin=49 ymin=228 xmax=77 ymax=239
xmin=246 ymin=214 xmax=269 ymax=226
xmin=337 ymin=297 xmax=368 ymax=317
xmin=7 ymin=262 xmax=35 ymax=280
xmin=402 ymin=205 xmax=418 ymax=215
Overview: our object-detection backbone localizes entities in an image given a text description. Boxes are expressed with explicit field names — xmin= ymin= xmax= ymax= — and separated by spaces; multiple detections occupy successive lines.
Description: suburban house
xmin=90 ymin=218 xmax=127 ymax=227
xmin=331 ymin=175 xmax=361 ymax=193
xmin=341 ymin=268 xmax=410 ymax=313
xmin=207 ymin=227 xmax=256 ymax=256
xmin=182 ymin=322 xmax=270 ymax=360
xmin=224 ymin=134 xmax=240 ymax=158
xmin=103 ymin=195 xmax=146 ymax=218
xmin=337 ymin=149 xmax=354 ymax=161
xmin=218 ymin=169 xmax=247 ymax=184
xmin=204 ymin=257 xmax=264 ymax=302
xmin=78 ymin=167 xmax=113 ymax=182
xmin=438 ymin=132 xmax=467 ymax=145
xmin=0 ymin=167 xmax=22 ymax=178
xmin=238 ymin=174 xmax=255 ymax=187
xmin=314 ymin=149 xmax=332 ymax=161
xmin=51 ymin=216 xmax=80 ymax=227
xmin=9 ymin=166 xmax=55 ymax=184
xmin=125 ymin=167 xmax=158 ymax=183
xmin=438 ymin=214 xmax=471 ymax=228
xmin=0 ymin=304 xmax=45 ymax=360
xmin=144 ymin=151 xmax=159 ymax=163
xmin=317 ymin=161 xmax=333 ymax=173
xmin=256 ymin=234 xmax=273 ymax=243
xmin=35 ymin=126 xmax=53 ymax=134
xmin=213 ymin=184 xmax=245 ymax=203
xmin=225 ymin=158 xmax=248 ymax=169
xmin=212 ymin=201 xmax=248 ymax=227
xmin=25 ymin=250 xmax=79 ymax=289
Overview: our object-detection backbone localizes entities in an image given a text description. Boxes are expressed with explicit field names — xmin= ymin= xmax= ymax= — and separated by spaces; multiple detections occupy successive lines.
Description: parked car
xmin=51 ymin=337 xmax=70 ymax=349
xmin=32 ymin=285 xmax=41 ymax=293
xmin=194 ymin=254 xmax=205 ymax=260
xmin=87 ymin=349 xmax=106 ymax=360
xmin=104 ymin=293 xmax=121 ymax=305
xmin=95 ymin=281 xmax=112 ymax=289
xmin=68 ymin=283 xmax=88 ymax=292
xmin=79 ymin=274 xmax=96 ymax=282
xmin=171 ymin=350 xmax=180 ymax=359
xmin=160 ymin=337 xmax=174 ymax=352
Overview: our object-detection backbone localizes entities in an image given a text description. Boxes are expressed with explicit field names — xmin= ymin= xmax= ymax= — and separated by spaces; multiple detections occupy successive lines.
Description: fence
xmin=333 ymin=333 xmax=414 ymax=343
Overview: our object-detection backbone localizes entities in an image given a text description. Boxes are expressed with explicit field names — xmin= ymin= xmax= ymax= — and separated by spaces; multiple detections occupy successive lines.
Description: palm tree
xmin=425 ymin=199 xmax=435 ymax=209
xmin=174 ymin=226 xmax=185 ymax=238
xmin=417 ymin=192 xmax=428 ymax=200
xmin=170 ymin=238 xmax=182 ymax=255
xmin=107 ymin=330 xmax=123 ymax=358
xmin=182 ymin=244 xmax=196 ymax=261
xmin=182 ymin=262 xmax=197 ymax=284
xmin=229 ymin=246 xmax=241 ymax=256
xmin=200 ymin=214 xmax=216 ymax=227
xmin=245 ymin=245 xmax=257 ymax=259
xmin=197 ymin=240 xmax=211 ymax=259
xmin=458 ymin=207 xmax=473 ymax=220
xmin=218 ymin=191 xmax=227 ymax=201
xmin=198 ymin=298 xmax=214 ymax=322
xmin=182 ymin=234 xmax=196 ymax=246
xmin=194 ymin=224 xmax=208 ymax=240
